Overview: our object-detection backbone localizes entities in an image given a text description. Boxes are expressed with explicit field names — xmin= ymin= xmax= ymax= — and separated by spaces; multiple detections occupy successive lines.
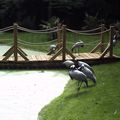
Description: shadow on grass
xmin=88 ymin=84 xmax=96 ymax=88
xmin=65 ymin=90 xmax=90 ymax=100
xmin=81 ymin=82 xmax=96 ymax=88
xmin=65 ymin=83 xmax=96 ymax=100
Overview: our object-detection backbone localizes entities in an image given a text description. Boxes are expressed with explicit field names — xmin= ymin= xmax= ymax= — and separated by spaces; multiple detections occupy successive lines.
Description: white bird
xmin=113 ymin=39 xmax=117 ymax=46
xmin=47 ymin=44 xmax=56 ymax=55
xmin=63 ymin=60 xmax=74 ymax=68
xmin=71 ymin=41 xmax=84 ymax=53
xmin=78 ymin=64 xmax=96 ymax=84
xmin=78 ymin=61 xmax=94 ymax=73
xmin=69 ymin=65 xmax=88 ymax=91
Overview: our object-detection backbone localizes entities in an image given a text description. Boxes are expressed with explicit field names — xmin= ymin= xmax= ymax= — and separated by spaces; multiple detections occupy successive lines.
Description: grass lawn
xmin=38 ymin=62 xmax=120 ymax=120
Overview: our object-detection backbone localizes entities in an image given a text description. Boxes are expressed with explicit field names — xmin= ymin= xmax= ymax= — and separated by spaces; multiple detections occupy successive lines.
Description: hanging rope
xmin=66 ymin=28 xmax=110 ymax=36
xmin=0 ymin=38 xmax=13 ymax=41
xmin=67 ymin=40 xmax=100 ymax=46
xmin=67 ymin=26 xmax=102 ymax=33
xmin=17 ymin=25 xmax=61 ymax=34
xmin=18 ymin=25 xmax=57 ymax=32
xmin=18 ymin=42 xmax=49 ymax=52
xmin=0 ymin=42 xmax=13 ymax=46
xmin=18 ymin=41 xmax=50 ymax=47
xmin=18 ymin=38 xmax=57 ymax=45
xmin=0 ymin=26 xmax=13 ymax=32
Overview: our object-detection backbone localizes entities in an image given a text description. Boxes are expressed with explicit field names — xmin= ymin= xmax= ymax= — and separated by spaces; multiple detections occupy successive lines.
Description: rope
xmin=0 ymin=42 xmax=13 ymax=45
xmin=67 ymin=28 xmax=110 ymax=36
xmin=85 ymin=42 xmax=108 ymax=46
xmin=17 ymin=26 xmax=61 ymax=34
xmin=0 ymin=26 xmax=13 ymax=32
xmin=67 ymin=42 xmax=108 ymax=47
xmin=67 ymin=40 xmax=99 ymax=46
xmin=18 ymin=41 xmax=50 ymax=47
xmin=18 ymin=39 xmax=57 ymax=45
xmin=5 ymin=42 xmax=13 ymax=45
xmin=67 ymin=26 xmax=102 ymax=33
xmin=0 ymin=38 xmax=13 ymax=41
xmin=18 ymin=25 xmax=57 ymax=32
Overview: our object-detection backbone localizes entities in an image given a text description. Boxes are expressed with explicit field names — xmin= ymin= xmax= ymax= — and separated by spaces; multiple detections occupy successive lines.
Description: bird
xmin=69 ymin=65 xmax=88 ymax=91
xmin=113 ymin=39 xmax=117 ymax=46
xmin=71 ymin=41 xmax=84 ymax=53
xmin=77 ymin=61 xmax=94 ymax=74
xmin=78 ymin=64 xmax=96 ymax=84
xmin=112 ymin=31 xmax=120 ymax=46
xmin=63 ymin=60 xmax=75 ymax=68
xmin=47 ymin=44 xmax=56 ymax=55
xmin=113 ymin=31 xmax=120 ymax=40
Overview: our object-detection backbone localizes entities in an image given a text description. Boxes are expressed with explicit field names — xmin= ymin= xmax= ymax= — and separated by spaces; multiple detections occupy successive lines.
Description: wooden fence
xmin=0 ymin=23 xmax=116 ymax=61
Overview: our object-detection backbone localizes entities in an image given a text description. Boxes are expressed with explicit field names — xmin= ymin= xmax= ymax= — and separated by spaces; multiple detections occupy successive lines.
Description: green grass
xmin=38 ymin=62 xmax=120 ymax=120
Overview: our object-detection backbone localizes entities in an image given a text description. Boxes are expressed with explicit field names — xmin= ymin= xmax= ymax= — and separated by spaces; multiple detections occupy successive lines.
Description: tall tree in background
xmin=85 ymin=0 xmax=120 ymax=26
xmin=15 ymin=0 xmax=47 ymax=28
xmin=0 ymin=0 xmax=48 ymax=28
xmin=0 ymin=0 xmax=120 ymax=28
xmin=46 ymin=0 xmax=86 ymax=28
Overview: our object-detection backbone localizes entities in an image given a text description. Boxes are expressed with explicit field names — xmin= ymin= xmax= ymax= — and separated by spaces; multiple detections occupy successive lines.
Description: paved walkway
xmin=0 ymin=70 xmax=69 ymax=120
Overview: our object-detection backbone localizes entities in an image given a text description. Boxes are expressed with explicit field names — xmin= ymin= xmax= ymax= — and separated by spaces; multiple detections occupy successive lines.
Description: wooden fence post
xmin=100 ymin=24 xmax=105 ymax=53
xmin=13 ymin=23 xmax=18 ymax=61
xmin=62 ymin=25 xmax=66 ymax=61
xmin=109 ymin=26 xmax=114 ymax=57
xmin=57 ymin=24 xmax=62 ymax=49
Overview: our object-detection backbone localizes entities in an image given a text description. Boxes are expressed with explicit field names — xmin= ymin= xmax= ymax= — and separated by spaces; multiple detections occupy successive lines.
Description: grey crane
xmin=71 ymin=41 xmax=84 ymax=53
xmin=78 ymin=64 xmax=96 ymax=84
xmin=69 ymin=65 xmax=88 ymax=91
xmin=47 ymin=44 xmax=56 ymax=55
xmin=63 ymin=60 xmax=74 ymax=68
xmin=78 ymin=61 xmax=94 ymax=73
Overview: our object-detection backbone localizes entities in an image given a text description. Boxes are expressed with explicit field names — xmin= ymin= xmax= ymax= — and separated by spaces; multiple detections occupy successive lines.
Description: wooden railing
xmin=0 ymin=23 xmax=116 ymax=61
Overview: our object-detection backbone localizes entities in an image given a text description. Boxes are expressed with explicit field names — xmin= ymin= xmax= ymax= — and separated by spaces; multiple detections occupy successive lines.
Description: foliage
xmin=40 ymin=16 xmax=60 ymax=29
xmin=40 ymin=16 xmax=60 ymax=40
xmin=83 ymin=13 xmax=104 ymax=29
xmin=114 ymin=21 xmax=120 ymax=31
xmin=0 ymin=0 xmax=120 ymax=28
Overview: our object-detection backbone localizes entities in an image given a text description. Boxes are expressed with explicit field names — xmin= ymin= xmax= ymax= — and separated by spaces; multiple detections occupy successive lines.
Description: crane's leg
xmin=85 ymin=80 xmax=88 ymax=87
xmin=79 ymin=81 xmax=83 ymax=88
xmin=77 ymin=81 xmax=82 ymax=91
xmin=78 ymin=48 xmax=80 ymax=56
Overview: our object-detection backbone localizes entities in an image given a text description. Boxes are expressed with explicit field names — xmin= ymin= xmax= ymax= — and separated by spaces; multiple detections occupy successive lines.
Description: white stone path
xmin=0 ymin=71 xmax=69 ymax=120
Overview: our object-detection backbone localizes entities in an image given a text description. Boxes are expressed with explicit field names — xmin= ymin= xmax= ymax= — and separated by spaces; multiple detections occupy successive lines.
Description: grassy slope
xmin=38 ymin=62 xmax=120 ymax=120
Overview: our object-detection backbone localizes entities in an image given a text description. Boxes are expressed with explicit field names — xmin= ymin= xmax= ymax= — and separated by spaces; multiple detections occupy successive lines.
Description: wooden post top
xmin=13 ymin=23 xmax=18 ymax=26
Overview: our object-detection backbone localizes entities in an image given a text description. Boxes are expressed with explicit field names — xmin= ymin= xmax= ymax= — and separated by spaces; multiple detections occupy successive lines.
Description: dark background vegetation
xmin=0 ymin=0 xmax=120 ymax=29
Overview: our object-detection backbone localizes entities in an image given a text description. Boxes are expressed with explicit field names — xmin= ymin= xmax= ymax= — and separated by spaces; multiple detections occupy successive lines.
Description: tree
xmin=44 ymin=0 xmax=86 ymax=28
xmin=0 ymin=0 xmax=120 ymax=29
